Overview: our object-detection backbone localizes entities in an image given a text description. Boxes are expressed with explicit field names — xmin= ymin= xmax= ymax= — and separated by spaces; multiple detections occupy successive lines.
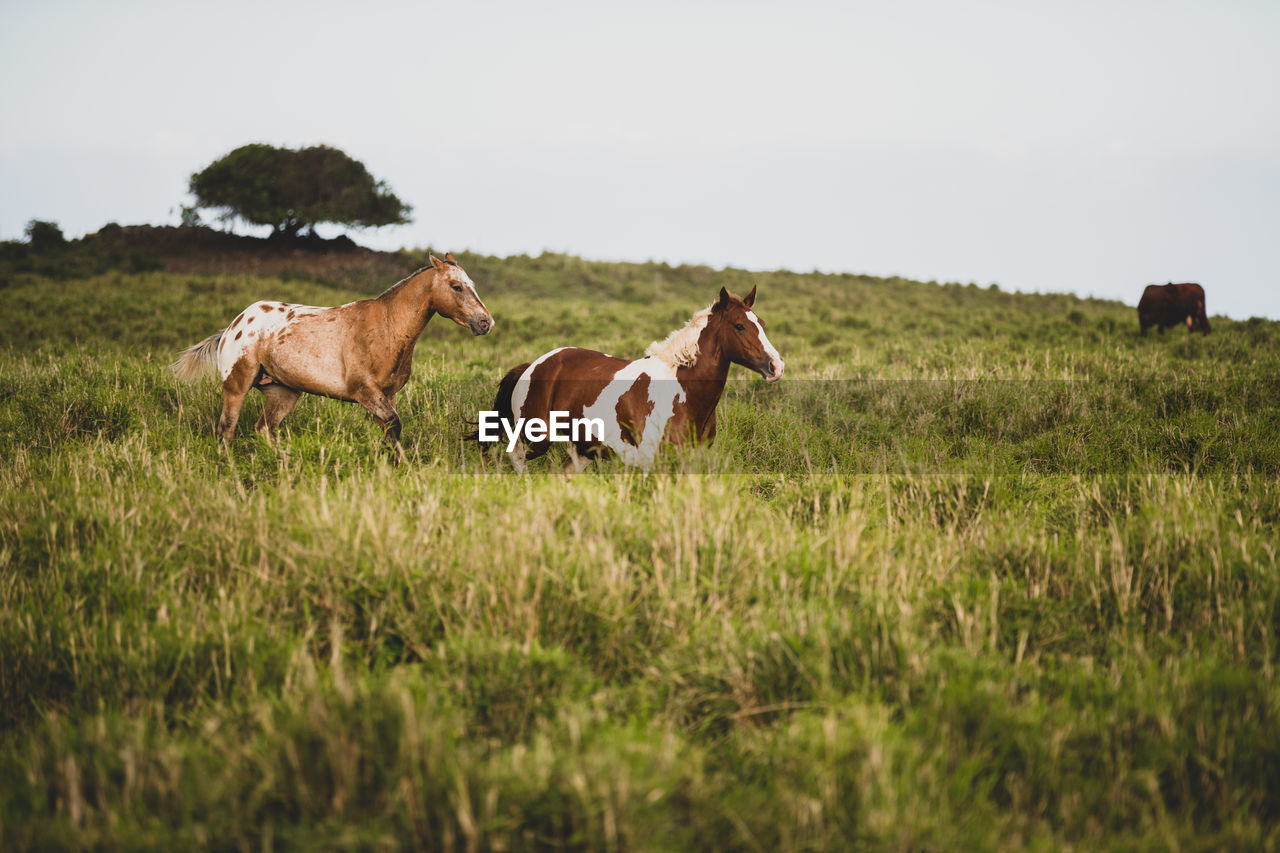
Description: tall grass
xmin=1 ymin=263 xmax=1278 ymax=849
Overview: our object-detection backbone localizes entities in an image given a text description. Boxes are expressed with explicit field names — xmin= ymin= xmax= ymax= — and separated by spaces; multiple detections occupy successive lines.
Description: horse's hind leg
xmin=508 ymin=440 xmax=554 ymax=474
xmin=215 ymin=361 xmax=257 ymax=441
xmin=254 ymin=385 xmax=302 ymax=436
xmin=507 ymin=441 xmax=529 ymax=474
xmin=562 ymin=443 xmax=591 ymax=475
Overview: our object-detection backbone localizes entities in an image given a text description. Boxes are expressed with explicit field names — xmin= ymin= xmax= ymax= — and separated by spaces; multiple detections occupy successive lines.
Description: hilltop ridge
xmin=0 ymin=222 xmax=1135 ymax=312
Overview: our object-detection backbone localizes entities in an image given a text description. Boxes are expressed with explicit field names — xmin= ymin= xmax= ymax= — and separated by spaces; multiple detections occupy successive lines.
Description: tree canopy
xmin=188 ymin=144 xmax=412 ymax=239
xmin=25 ymin=219 xmax=66 ymax=252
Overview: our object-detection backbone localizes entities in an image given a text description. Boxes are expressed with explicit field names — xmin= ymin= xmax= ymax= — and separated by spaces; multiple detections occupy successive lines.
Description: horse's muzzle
xmin=762 ymin=357 xmax=784 ymax=383
xmin=470 ymin=315 xmax=494 ymax=335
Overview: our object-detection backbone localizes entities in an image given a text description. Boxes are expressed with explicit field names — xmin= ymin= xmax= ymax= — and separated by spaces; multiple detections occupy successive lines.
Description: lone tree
xmin=188 ymin=144 xmax=412 ymax=240
xmin=25 ymin=219 xmax=66 ymax=252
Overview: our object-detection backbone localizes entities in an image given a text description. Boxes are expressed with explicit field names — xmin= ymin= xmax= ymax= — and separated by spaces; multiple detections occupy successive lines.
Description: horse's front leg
xmin=353 ymin=387 xmax=405 ymax=464
xmin=697 ymin=412 xmax=717 ymax=444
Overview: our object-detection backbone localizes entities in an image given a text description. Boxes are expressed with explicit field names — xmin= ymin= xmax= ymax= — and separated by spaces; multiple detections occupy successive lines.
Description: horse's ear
xmin=743 ymin=285 xmax=756 ymax=308
xmin=444 ymin=252 xmax=457 ymax=265
xmin=429 ymin=253 xmax=445 ymax=271
xmin=716 ymin=287 xmax=730 ymax=310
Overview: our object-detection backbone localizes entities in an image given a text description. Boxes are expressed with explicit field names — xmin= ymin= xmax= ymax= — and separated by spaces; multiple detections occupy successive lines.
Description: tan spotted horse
xmin=479 ymin=286 xmax=783 ymax=472
xmin=172 ymin=253 xmax=493 ymax=460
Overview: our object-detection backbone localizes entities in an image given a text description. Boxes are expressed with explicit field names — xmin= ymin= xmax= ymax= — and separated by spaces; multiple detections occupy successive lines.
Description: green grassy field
xmin=2 ymin=252 xmax=1279 ymax=850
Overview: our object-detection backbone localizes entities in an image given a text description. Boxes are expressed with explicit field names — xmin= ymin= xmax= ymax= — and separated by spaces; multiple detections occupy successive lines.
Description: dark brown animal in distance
xmin=1138 ymin=282 xmax=1209 ymax=335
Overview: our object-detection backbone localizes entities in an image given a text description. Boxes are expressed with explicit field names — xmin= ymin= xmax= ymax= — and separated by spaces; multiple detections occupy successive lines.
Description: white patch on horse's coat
xmin=581 ymin=357 xmax=685 ymax=469
xmin=511 ymin=347 xmax=569 ymax=419
xmin=746 ymin=311 xmax=781 ymax=362
xmin=458 ymin=269 xmax=479 ymax=296
xmin=215 ymin=300 xmax=325 ymax=381
xmin=645 ymin=306 xmax=711 ymax=368
xmin=746 ymin=310 xmax=784 ymax=376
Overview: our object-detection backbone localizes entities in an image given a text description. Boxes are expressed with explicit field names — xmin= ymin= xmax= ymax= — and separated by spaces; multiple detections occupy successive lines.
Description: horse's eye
xmin=451 ymin=284 xmax=463 ymax=292
xmin=734 ymin=323 xmax=745 ymax=332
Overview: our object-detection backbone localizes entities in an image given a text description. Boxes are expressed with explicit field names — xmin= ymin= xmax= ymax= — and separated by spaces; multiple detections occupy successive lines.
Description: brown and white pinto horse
xmin=484 ymin=286 xmax=783 ymax=472
xmin=172 ymin=253 xmax=493 ymax=458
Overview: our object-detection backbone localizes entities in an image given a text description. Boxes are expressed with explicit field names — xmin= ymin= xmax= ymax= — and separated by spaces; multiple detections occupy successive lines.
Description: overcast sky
xmin=3 ymin=1 xmax=1277 ymax=318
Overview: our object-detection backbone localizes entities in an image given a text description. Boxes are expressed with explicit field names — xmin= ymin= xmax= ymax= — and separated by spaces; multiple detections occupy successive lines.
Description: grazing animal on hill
xmin=172 ymin=253 xmax=493 ymax=460
xmin=1138 ymin=282 xmax=1209 ymax=335
xmin=478 ymin=286 xmax=783 ymax=472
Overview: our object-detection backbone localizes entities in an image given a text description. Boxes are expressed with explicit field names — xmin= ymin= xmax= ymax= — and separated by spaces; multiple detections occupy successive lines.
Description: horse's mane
xmin=645 ymin=305 xmax=712 ymax=368
xmin=379 ymin=265 xmax=433 ymax=299
xmin=380 ymin=256 xmax=464 ymax=300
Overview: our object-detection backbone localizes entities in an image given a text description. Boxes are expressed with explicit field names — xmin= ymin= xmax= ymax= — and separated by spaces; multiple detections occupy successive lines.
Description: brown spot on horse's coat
xmin=235 ymin=330 xmax=243 ymax=340
xmin=287 ymin=311 xmax=295 ymax=320
xmin=247 ymin=316 xmax=255 ymax=324
xmin=616 ymin=374 xmax=655 ymax=447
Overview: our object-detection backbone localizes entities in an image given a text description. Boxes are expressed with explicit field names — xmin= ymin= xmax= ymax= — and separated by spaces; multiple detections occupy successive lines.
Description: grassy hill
xmin=2 ymin=236 xmax=1279 ymax=849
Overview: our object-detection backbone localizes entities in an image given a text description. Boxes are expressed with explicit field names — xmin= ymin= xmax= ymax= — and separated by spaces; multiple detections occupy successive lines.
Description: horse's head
xmin=710 ymin=286 xmax=784 ymax=382
xmin=429 ymin=253 xmax=494 ymax=335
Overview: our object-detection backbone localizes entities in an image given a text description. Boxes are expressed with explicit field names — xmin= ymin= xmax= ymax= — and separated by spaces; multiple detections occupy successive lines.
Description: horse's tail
xmin=170 ymin=330 xmax=224 ymax=382
xmin=463 ymin=363 xmax=528 ymax=441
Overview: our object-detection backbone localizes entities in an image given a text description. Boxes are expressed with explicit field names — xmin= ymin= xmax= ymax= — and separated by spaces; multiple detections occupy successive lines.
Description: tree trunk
xmin=271 ymin=218 xmax=311 ymax=245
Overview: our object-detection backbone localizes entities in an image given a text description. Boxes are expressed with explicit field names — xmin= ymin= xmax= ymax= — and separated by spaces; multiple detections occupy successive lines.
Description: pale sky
xmin=3 ymin=1 xmax=1277 ymax=319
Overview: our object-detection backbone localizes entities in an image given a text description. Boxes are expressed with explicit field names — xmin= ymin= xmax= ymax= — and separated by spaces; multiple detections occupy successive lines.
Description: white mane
xmin=645 ymin=305 xmax=712 ymax=368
